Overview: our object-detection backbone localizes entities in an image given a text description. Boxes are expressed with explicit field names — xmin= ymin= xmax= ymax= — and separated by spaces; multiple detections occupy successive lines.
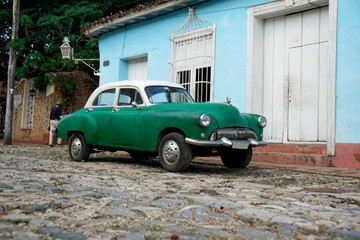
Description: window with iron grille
xmin=177 ymin=70 xmax=191 ymax=93
xmin=23 ymin=79 xmax=35 ymax=129
xmin=169 ymin=9 xmax=215 ymax=102
xmin=195 ymin=66 xmax=211 ymax=102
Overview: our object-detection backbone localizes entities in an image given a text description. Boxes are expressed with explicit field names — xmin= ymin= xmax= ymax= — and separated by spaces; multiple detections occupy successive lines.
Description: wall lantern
xmin=60 ymin=37 xmax=73 ymax=59
xmin=60 ymin=37 xmax=100 ymax=76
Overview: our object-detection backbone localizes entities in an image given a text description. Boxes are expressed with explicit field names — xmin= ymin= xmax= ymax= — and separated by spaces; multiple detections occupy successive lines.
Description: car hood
xmin=147 ymin=103 xmax=249 ymax=128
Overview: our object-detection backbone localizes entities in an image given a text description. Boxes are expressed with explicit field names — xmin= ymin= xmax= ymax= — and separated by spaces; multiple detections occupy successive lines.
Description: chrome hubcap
xmin=162 ymin=140 xmax=180 ymax=165
xmin=71 ymin=137 xmax=82 ymax=158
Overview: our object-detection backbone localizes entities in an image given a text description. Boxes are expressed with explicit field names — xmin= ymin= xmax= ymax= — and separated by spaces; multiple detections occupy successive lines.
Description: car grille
xmin=210 ymin=128 xmax=258 ymax=141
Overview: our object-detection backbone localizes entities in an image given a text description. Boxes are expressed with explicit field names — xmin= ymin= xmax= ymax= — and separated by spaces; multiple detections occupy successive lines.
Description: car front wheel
xmin=220 ymin=147 xmax=252 ymax=168
xmin=69 ymin=133 xmax=90 ymax=162
xmin=159 ymin=133 xmax=192 ymax=172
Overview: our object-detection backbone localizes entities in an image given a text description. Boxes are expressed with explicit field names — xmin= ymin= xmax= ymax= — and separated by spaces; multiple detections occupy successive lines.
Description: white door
xmin=263 ymin=7 xmax=329 ymax=142
xmin=127 ymin=58 xmax=147 ymax=80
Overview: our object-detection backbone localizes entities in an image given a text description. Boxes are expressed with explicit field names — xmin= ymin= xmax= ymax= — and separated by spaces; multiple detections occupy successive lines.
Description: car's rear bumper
xmin=185 ymin=137 xmax=267 ymax=150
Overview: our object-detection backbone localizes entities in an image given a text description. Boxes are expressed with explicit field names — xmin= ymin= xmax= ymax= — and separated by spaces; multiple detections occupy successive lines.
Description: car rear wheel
xmin=220 ymin=147 xmax=252 ymax=168
xmin=159 ymin=133 xmax=192 ymax=172
xmin=69 ymin=133 xmax=90 ymax=162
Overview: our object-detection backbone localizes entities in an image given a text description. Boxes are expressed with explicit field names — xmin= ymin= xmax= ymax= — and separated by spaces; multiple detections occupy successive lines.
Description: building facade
xmin=83 ymin=0 xmax=360 ymax=169
xmin=11 ymin=71 xmax=97 ymax=144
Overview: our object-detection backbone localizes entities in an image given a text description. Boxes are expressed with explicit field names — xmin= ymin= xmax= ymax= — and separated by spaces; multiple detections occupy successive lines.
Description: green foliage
xmin=45 ymin=74 xmax=77 ymax=93
xmin=1 ymin=0 xmax=155 ymax=90
xmin=6 ymin=38 xmax=29 ymax=51
xmin=0 ymin=1 xmax=12 ymax=81
xmin=24 ymin=52 xmax=44 ymax=68
xmin=1 ymin=0 xmax=104 ymax=90
xmin=19 ymin=14 xmax=35 ymax=28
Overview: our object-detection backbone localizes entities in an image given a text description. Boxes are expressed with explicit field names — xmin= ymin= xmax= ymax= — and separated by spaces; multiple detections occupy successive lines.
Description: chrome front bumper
xmin=185 ymin=137 xmax=267 ymax=150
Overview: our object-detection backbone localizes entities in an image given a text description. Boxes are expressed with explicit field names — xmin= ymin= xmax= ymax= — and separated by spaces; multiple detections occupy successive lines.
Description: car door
xmin=110 ymin=88 xmax=144 ymax=147
xmin=87 ymin=88 xmax=116 ymax=146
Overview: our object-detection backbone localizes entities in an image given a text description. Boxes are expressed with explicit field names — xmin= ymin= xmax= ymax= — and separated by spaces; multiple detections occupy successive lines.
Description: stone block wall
xmin=12 ymin=71 xmax=98 ymax=144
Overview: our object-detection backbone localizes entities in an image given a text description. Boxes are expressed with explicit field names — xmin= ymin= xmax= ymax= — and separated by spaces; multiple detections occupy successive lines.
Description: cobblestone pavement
xmin=1 ymin=144 xmax=360 ymax=240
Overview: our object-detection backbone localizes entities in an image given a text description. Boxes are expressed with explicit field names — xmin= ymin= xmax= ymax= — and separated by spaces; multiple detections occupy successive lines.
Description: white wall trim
xmin=246 ymin=0 xmax=337 ymax=155
xmin=246 ymin=8 xmax=254 ymax=113
xmin=251 ymin=0 xmax=328 ymax=19
xmin=327 ymin=0 xmax=337 ymax=156
xmin=246 ymin=8 xmax=264 ymax=114
xmin=122 ymin=53 xmax=148 ymax=61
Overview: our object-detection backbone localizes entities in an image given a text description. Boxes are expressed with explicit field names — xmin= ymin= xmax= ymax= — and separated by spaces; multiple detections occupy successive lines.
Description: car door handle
xmin=86 ymin=108 xmax=93 ymax=112
xmin=112 ymin=108 xmax=120 ymax=112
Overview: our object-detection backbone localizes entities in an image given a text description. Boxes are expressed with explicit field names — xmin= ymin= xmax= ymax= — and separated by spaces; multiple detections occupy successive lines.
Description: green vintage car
xmin=57 ymin=80 xmax=267 ymax=172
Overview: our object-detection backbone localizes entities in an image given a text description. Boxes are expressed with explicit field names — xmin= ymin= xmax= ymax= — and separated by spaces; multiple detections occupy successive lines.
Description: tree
xmin=1 ymin=0 xmax=156 ymax=143
xmin=0 ymin=0 xmax=12 ymax=82
xmin=2 ymin=0 xmax=155 ymax=90
xmin=3 ymin=0 xmax=19 ymax=145
xmin=7 ymin=0 xmax=103 ymax=90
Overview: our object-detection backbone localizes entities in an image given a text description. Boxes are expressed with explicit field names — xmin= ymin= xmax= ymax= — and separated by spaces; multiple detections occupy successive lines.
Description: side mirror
xmin=132 ymin=102 xmax=142 ymax=110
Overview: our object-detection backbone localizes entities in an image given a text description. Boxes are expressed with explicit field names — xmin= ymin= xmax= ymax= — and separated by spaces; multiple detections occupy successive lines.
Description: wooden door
xmin=263 ymin=7 xmax=329 ymax=142
xmin=287 ymin=8 xmax=328 ymax=142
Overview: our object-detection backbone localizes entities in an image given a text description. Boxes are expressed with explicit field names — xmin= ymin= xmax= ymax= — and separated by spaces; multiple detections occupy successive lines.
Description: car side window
xmin=93 ymin=89 xmax=116 ymax=106
xmin=118 ymin=88 xmax=143 ymax=106
xmin=135 ymin=91 xmax=143 ymax=104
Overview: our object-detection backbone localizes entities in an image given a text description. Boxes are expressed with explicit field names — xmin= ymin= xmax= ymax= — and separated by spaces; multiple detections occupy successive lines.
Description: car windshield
xmin=145 ymin=86 xmax=194 ymax=104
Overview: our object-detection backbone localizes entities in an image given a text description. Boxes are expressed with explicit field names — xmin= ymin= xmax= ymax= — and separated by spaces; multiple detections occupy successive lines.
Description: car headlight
xmin=258 ymin=116 xmax=267 ymax=128
xmin=200 ymin=114 xmax=211 ymax=127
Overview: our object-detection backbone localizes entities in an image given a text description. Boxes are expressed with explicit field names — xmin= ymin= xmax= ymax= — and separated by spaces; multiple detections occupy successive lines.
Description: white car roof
xmin=84 ymin=80 xmax=185 ymax=108
xmin=100 ymin=80 xmax=184 ymax=89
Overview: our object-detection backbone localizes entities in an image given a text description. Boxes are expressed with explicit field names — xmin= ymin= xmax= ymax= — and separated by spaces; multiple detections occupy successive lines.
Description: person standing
xmin=49 ymin=101 xmax=63 ymax=147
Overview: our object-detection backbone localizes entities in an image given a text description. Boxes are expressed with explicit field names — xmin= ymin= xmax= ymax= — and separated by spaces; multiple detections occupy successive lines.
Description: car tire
xmin=220 ymin=147 xmax=252 ymax=168
xmin=159 ymin=132 xmax=192 ymax=172
xmin=69 ymin=133 xmax=90 ymax=162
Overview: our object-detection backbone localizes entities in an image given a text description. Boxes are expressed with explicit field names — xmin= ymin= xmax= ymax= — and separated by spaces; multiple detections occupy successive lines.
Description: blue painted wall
xmin=99 ymin=0 xmax=267 ymax=112
xmin=335 ymin=0 xmax=360 ymax=143
xmin=98 ymin=0 xmax=360 ymax=143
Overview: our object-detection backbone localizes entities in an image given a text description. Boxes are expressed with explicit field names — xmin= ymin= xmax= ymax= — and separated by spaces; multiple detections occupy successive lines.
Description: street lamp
xmin=59 ymin=37 xmax=73 ymax=59
xmin=60 ymin=37 xmax=100 ymax=76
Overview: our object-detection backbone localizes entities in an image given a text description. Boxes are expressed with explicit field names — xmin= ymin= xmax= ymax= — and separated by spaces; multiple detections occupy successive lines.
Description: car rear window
xmin=93 ymin=89 xmax=116 ymax=106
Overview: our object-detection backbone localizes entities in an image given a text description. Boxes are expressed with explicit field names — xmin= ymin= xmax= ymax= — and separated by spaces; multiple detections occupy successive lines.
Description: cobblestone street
xmin=1 ymin=144 xmax=360 ymax=240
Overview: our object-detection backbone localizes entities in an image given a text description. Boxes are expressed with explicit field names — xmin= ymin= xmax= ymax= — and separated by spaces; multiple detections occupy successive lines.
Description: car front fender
xmin=140 ymin=110 xmax=219 ymax=152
